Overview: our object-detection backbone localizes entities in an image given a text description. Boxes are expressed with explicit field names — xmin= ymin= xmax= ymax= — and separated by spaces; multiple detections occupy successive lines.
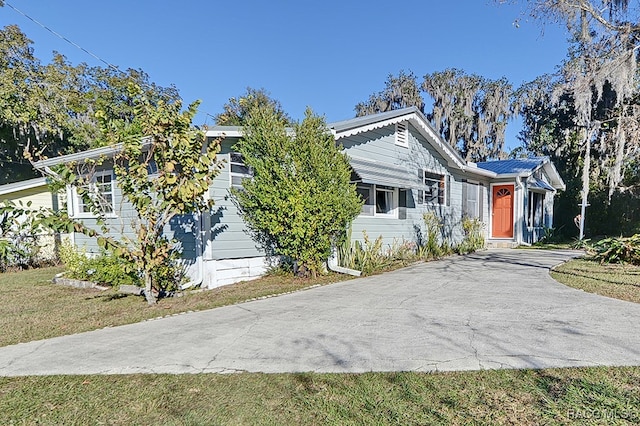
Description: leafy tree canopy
xmin=214 ymin=87 xmax=291 ymax=126
xmin=508 ymin=0 xmax=640 ymax=236
xmin=0 ymin=24 xmax=180 ymax=184
xmin=51 ymin=85 xmax=223 ymax=304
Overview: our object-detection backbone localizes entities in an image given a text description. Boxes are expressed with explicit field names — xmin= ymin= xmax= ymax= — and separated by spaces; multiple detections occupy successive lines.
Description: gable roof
xmin=329 ymin=107 xmax=468 ymax=171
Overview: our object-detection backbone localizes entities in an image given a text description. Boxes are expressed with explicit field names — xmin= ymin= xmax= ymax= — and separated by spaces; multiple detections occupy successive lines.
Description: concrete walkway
xmin=1 ymin=249 xmax=640 ymax=376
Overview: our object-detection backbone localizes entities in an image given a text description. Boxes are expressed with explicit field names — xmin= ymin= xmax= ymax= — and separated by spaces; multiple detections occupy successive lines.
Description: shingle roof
xmin=475 ymin=157 xmax=549 ymax=175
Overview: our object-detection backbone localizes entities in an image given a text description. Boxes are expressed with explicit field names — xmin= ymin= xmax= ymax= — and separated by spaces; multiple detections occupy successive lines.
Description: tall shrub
xmin=233 ymin=107 xmax=362 ymax=277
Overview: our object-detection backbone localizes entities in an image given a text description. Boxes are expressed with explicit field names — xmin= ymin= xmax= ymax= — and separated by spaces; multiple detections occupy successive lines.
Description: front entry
xmin=492 ymin=184 xmax=514 ymax=238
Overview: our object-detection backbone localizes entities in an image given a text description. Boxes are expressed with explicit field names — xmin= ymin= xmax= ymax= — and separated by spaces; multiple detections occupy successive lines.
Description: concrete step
xmin=485 ymin=240 xmax=519 ymax=249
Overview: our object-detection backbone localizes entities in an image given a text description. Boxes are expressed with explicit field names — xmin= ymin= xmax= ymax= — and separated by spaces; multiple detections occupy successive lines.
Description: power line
xmin=4 ymin=1 xmax=117 ymax=70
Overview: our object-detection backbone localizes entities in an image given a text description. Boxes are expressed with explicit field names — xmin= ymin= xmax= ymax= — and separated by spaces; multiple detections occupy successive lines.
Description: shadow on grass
xmin=553 ymin=268 xmax=640 ymax=288
xmin=85 ymin=292 xmax=133 ymax=302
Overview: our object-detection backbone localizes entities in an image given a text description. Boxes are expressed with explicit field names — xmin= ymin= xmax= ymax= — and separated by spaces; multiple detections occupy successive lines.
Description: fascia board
xmin=463 ymin=164 xmax=497 ymax=178
xmin=33 ymin=137 xmax=153 ymax=170
xmin=0 ymin=177 xmax=48 ymax=196
xmin=206 ymin=129 xmax=243 ymax=138
xmin=33 ymin=144 xmax=123 ymax=169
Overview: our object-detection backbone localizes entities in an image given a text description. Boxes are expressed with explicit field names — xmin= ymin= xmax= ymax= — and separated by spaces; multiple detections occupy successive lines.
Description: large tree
xmin=354 ymin=69 xmax=511 ymax=161
xmin=510 ymin=0 xmax=640 ymax=236
xmin=355 ymin=71 xmax=425 ymax=116
xmin=0 ymin=24 xmax=180 ymax=184
xmin=423 ymin=69 xmax=512 ymax=161
xmin=214 ymin=87 xmax=291 ymax=126
xmin=233 ymin=106 xmax=362 ymax=277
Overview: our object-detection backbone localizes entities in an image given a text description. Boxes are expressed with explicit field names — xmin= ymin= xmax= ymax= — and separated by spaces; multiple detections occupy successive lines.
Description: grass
xmin=551 ymin=257 xmax=640 ymax=303
xmin=1 ymin=367 xmax=640 ymax=425
xmin=0 ymin=266 xmax=352 ymax=347
xmin=2 ymin=255 xmax=640 ymax=424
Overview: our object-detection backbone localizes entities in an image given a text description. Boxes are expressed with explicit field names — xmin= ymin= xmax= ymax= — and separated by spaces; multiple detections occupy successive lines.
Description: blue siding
xmin=344 ymin=123 xmax=469 ymax=248
xmin=205 ymin=137 xmax=263 ymax=260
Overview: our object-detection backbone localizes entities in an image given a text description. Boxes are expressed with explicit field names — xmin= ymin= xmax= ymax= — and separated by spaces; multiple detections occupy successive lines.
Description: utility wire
xmin=4 ymin=1 xmax=117 ymax=70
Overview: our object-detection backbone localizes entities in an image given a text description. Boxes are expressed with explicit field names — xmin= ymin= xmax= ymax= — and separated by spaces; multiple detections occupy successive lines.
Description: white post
xmin=578 ymin=134 xmax=591 ymax=240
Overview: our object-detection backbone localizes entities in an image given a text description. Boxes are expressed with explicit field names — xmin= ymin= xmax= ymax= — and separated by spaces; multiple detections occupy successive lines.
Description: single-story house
xmin=33 ymin=107 xmax=565 ymax=288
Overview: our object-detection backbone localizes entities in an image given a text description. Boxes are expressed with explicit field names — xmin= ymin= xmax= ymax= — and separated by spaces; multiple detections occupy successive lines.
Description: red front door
xmin=492 ymin=185 xmax=514 ymax=238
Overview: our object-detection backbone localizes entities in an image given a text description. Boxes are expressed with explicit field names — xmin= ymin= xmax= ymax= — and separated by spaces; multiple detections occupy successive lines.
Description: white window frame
xmin=357 ymin=183 xmax=398 ymax=218
xmin=375 ymin=186 xmax=397 ymax=217
xmin=72 ymin=170 xmax=116 ymax=218
xmin=357 ymin=184 xmax=375 ymax=216
xmin=418 ymin=170 xmax=447 ymax=206
xmin=464 ymin=180 xmax=480 ymax=219
xmin=527 ymin=190 xmax=545 ymax=229
xmin=229 ymin=152 xmax=253 ymax=189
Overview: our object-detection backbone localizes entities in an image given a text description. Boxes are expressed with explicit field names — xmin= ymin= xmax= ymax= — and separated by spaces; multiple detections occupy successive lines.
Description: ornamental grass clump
xmin=592 ymin=234 xmax=640 ymax=265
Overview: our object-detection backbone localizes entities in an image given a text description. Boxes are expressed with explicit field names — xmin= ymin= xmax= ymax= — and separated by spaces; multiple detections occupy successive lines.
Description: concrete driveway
xmin=1 ymin=249 xmax=640 ymax=376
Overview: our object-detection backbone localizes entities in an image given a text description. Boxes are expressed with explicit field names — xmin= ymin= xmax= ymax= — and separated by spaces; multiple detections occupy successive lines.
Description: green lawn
xmin=1 ymin=368 xmax=639 ymax=425
xmin=1 ymin=256 xmax=640 ymax=424
xmin=0 ymin=266 xmax=351 ymax=347
xmin=551 ymin=257 xmax=640 ymax=304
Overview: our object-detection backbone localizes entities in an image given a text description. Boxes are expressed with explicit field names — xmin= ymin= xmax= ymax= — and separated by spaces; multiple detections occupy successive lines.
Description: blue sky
xmin=1 ymin=0 xmax=570 ymax=150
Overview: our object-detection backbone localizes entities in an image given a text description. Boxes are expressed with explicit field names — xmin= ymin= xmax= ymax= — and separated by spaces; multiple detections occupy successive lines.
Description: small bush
xmin=58 ymin=242 xmax=141 ymax=288
xmin=338 ymin=232 xmax=423 ymax=275
xmin=591 ymin=234 xmax=640 ymax=265
xmin=456 ymin=217 xmax=485 ymax=254
xmin=422 ymin=212 xmax=443 ymax=258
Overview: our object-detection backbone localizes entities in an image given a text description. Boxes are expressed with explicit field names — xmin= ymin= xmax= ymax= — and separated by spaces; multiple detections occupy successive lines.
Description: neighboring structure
xmin=0 ymin=177 xmax=55 ymax=207
xmin=33 ymin=107 xmax=565 ymax=288
xmin=0 ymin=177 xmax=62 ymax=263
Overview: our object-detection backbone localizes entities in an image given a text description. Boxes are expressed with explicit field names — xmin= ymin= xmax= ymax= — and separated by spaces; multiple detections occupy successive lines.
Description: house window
xmin=357 ymin=184 xmax=398 ymax=217
xmin=464 ymin=181 xmax=480 ymax=219
xmin=229 ymin=152 xmax=252 ymax=189
xmin=376 ymin=186 xmax=395 ymax=215
xmin=75 ymin=171 xmax=115 ymax=217
xmin=527 ymin=191 xmax=544 ymax=228
xmin=418 ymin=171 xmax=446 ymax=205
xmin=395 ymin=122 xmax=409 ymax=147
xmin=357 ymin=185 xmax=374 ymax=216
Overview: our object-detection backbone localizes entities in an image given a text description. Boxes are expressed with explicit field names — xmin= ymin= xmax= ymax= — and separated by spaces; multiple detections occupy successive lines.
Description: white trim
xmin=228 ymin=152 xmax=252 ymax=189
xmin=206 ymin=129 xmax=243 ymax=138
xmin=374 ymin=186 xmax=398 ymax=218
xmin=464 ymin=180 xmax=480 ymax=219
xmin=333 ymin=110 xmax=467 ymax=171
xmin=464 ymin=162 xmax=497 ymax=178
xmin=357 ymin=184 xmax=399 ymax=218
xmin=0 ymin=177 xmax=48 ymax=196
xmin=418 ymin=169 xmax=447 ymax=206
xmin=335 ymin=116 xmax=406 ymax=140
xmin=407 ymin=113 xmax=467 ymax=170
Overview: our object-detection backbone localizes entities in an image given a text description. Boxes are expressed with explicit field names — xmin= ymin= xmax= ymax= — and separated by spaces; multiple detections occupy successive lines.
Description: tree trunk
xmin=144 ymin=271 xmax=156 ymax=305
